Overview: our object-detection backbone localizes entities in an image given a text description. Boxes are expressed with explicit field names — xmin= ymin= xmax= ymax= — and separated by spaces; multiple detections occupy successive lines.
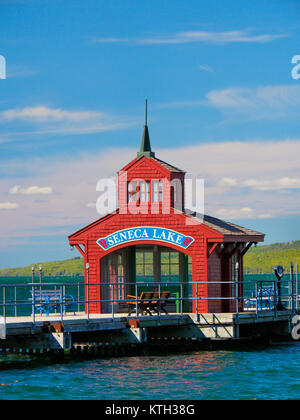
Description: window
xmin=136 ymin=250 xmax=154 ymax=283
xmin=152 ymin=180 xmax=163 ymax=202
xmin=140 ymin=181 xmax=150 ymax=202
xmin=160 ymin=251 xmax=180 ymax=283
xmin=115 ymin=253 xmax=125 ymax=300
xmin=171 ymin=178 xmax=183 ymax=210
xmin=128 ymin=181 xmax=138 ymax=202
xmin=128 ymin=181 xmax=150 ymax=203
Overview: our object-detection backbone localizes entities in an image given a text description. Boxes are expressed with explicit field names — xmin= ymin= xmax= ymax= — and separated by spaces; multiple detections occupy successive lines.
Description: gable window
xmin=140 ymin=181 xmax=150 ymax=202
xmin=128 ymin=181 xmax=138 ymax=202
xmin=152 ymin=180 xmax=163 ymax=202
xmin=127 ymin=180 xmax=150 ymax=203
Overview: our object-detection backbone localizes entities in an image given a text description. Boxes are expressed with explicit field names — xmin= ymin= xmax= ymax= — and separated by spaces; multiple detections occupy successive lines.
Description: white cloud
xmin=1 ymin=106 xmax=104 ymax=122
xmin=206 ymin=87 xmax=255 ymax=108
xmin=198 ymin=64 xmax=214 ymax=73
xmin=86 ymin=202 xmax=96 ymax=208
xmin=257 ymin=214 xmax=274 ymax=219
xmin=218 ymin=177 xmax=238 ymax=186
xmin=218 ymin=177 xmax=300 ymax=191
xmin=94 ymin=29 xmax=285 ymax=46
xmin=216 ymin=207 xmax=254 ymax=219
xmin=91 ymin=37 xmax=129 ymax=44
xmin=242 ymin=177 xmax=300 ymax=191
xmin=9 ymin=185 xmax=53 ymax=195
xmin=0 ymin=202 xmax=19 ymax=210
xmin=8 ymin=65 xmax=39 ymax=78
xmin=157 ymin=85 xmax=300 ymax=120
xmin=206 ymin=85 xmax=300 ymax=110
xmin=215 ymin=207 xmax=275 ymax=220
xmin=0 ymin=106 xmax=136 ymax=137
xmin=1 ymin=139 xmax=300 ymax=246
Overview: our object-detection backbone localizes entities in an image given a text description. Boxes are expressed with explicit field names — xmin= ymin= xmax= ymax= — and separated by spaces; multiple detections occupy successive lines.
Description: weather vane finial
xmin=145 ymin=98 xmax=148 ymax=126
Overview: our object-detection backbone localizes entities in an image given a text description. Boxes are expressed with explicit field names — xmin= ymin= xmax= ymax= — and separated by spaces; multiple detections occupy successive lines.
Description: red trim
xmin=207 ymin=242 xmax=219 ymax=258
xmin=75 ymin=244 xmax=85 ymax=257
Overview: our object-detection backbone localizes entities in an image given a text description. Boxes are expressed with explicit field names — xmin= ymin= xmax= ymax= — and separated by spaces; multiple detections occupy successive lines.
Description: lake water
xmin=0 ymin=274 xmax=299 ymax=400
xmin=0 ymin=343 xmax=300 ymax=400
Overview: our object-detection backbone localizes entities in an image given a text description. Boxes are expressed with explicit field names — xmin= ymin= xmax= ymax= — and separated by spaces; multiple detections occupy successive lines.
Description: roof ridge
xmin=184 ymin=209 xmax=265 ymax=237
xmin=153 ymin=156 xmax=184 ymax=172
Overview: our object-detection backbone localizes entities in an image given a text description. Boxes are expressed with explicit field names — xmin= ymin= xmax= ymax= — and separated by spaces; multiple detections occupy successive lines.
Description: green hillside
xmin=0 ymin=257 xmax=84 ymax=277
xmin=0 ymin=240 xmax=299 ymax=276
xmin=244 ymin=240 xmax=300 ymax=274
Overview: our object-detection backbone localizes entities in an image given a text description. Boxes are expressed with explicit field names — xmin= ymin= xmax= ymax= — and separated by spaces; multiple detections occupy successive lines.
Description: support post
xmin=181 ymin=254 xmax=189 ymax=313
xmin=291 ymin=262 xmax=295 ymax=313
xmin=86 ymin=262 xmax=90 ymax=321
xmin=235 ymin=262 xmax=239 ymax=322
xmin=31 ymin=265 xmax=35 ymax=324
xmin=296 ymin=264 xmax=299 ymax=311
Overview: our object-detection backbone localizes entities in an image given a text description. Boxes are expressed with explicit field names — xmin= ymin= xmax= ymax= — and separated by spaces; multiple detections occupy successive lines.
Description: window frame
xmin=127 ymin=179 xmax=163 ymax=204
xmin=152 ymin=180 xmax=163 ymax=203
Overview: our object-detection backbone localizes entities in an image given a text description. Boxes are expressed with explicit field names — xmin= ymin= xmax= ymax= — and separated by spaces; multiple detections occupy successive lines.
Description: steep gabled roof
xmin=69 ymin=207 xmax=264 ymax=243
xmin=153 ymin=157 xmax=184 ymax=173
xmin=184 ymin=210 xmax=264 ymax=238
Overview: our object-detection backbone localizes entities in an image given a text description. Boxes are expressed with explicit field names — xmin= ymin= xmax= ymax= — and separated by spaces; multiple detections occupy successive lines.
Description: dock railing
xmin=0 ymin=273 xmax=298 ymax=326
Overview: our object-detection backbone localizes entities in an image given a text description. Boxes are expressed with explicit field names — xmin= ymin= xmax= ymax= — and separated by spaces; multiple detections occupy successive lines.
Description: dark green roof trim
xmin=137 ymin=124 xmax=155 ymax=159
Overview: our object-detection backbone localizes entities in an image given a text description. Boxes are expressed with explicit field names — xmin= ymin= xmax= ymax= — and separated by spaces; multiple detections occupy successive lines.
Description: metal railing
xmin=0 ymin=272 xmax=298 ymax=326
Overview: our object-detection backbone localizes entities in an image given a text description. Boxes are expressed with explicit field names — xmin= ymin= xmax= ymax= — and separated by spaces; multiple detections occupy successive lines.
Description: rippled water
xmin=0 ymin=343 xmax=300 ymax=400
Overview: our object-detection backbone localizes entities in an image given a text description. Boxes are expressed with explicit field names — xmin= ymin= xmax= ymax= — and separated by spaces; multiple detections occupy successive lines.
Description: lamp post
xmin=274 ymin=265 xmax=285 ymax=311
xmin=39 ymin=265 xmax=42 ymax=285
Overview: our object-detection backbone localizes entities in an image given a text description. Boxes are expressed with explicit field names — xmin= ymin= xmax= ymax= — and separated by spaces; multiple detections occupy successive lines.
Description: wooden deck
xmin=1 ymin=310 xmax=293 ymax=337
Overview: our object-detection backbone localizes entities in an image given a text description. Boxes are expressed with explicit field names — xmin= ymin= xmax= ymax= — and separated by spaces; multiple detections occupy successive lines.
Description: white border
xmin=96 ymin=226 xmax=195 ymax=251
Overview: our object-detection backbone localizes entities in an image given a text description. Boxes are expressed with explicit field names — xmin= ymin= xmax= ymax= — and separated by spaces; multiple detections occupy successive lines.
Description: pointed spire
xmin=137 ymin=99 xmax=155 ymax=159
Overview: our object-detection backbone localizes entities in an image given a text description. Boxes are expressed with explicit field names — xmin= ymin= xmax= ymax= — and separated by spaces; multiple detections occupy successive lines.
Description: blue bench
xmin=245 ymin=287 xmax=278 ymax=311
xmin=30 ymin=290 xmax=75 ymax=316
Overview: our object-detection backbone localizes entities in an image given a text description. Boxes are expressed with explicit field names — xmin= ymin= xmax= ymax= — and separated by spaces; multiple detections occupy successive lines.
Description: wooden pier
xmin=0 ymin=310 xmax=294 ymax=359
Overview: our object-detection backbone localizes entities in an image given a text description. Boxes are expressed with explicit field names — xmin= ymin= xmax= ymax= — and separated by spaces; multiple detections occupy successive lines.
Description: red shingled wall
xmin=70 ymin=155 xmax=227 ymax=314
xmin=79 ymin=210 xmax=211 ymax=313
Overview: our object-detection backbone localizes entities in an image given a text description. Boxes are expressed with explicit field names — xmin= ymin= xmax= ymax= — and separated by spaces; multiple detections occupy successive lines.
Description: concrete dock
xmin=0 ymin=310 xmax=294 ymax=358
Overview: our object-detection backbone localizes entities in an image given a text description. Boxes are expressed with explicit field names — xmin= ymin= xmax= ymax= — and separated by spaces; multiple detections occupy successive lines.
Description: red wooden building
xmin=69 ymin=117 xmax=264 ymax=315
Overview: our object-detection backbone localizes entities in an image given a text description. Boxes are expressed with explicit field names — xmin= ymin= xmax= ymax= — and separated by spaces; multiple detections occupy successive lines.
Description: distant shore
xmin=0 ymin=240 xmax=299 ymax=277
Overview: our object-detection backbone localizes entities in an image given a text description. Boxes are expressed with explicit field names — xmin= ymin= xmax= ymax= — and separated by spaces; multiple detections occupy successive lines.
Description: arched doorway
xmin=100 ymin=245 xmax=192 ymax=314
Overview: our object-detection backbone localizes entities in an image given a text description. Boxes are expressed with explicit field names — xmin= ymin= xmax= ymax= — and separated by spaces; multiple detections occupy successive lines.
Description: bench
xmin=244 ymin=287 xmax=277 ymax=311
xmin=30 ymin=290 xmax=75 ymax=317
xmin=127 ymin=291 xmax=171 ymax=316
xmin=149 ymin=291 xmax=171 ymax=315
xmin=127 ymin=291 xmax=154 ymax=316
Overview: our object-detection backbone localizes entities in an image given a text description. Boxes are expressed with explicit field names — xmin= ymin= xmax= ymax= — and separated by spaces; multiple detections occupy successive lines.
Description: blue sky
xmin=0 ymin=0 xmax=300 ymax=268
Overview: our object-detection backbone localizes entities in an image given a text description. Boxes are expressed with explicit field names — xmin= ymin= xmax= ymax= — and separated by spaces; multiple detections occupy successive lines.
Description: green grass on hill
xmin=244 ymin=240 xmax=300 ymax=274
xmin=0 ymin=240 xmax=299 ymax=276
xmin=0 ymin=257 xmax=84 ymax=277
